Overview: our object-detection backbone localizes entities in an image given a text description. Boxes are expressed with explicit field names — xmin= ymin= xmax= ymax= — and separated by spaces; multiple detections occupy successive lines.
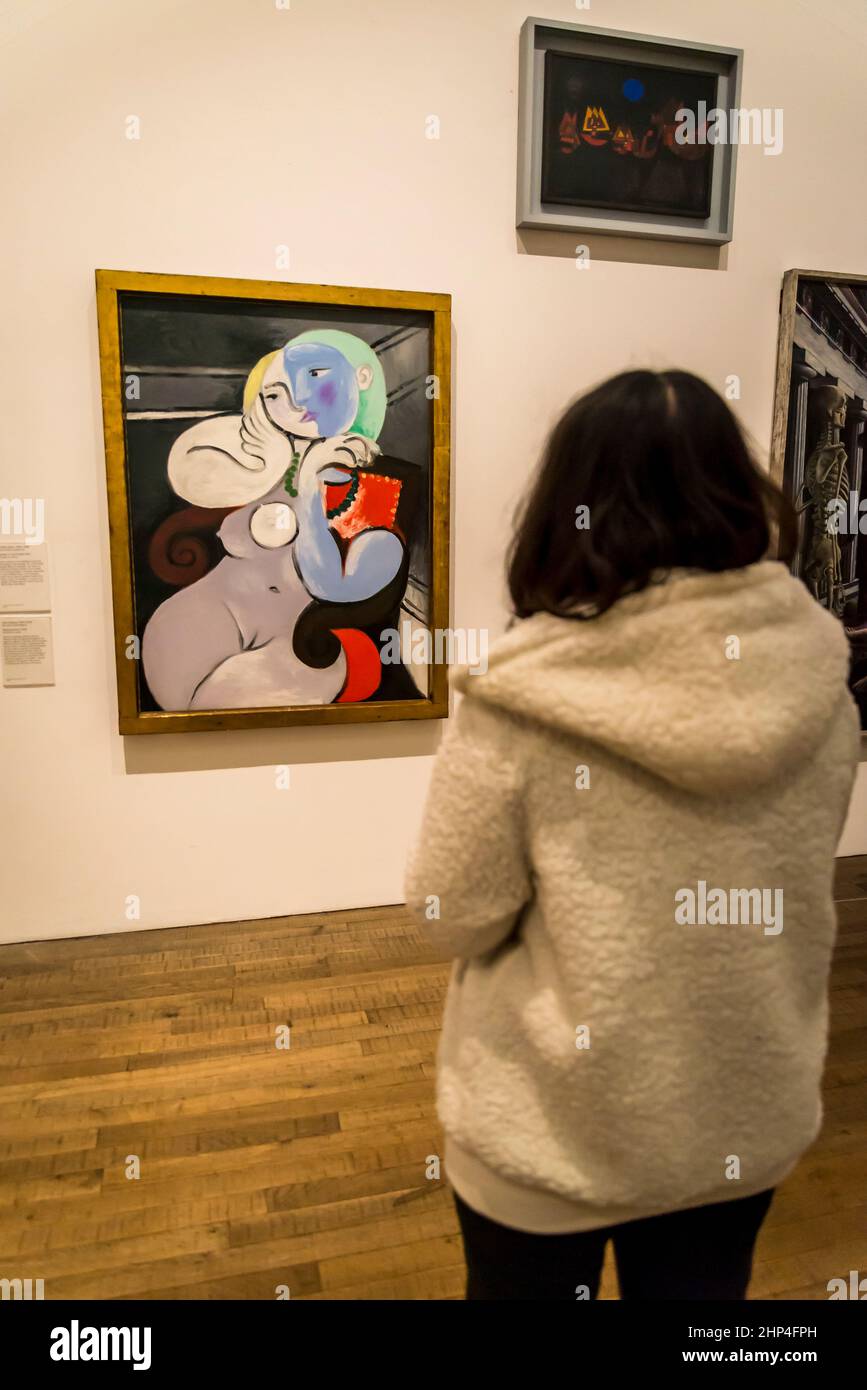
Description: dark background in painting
xmin=541 ymin=50 xmax=716 ymax=218
xmin=119 ymin=292 xmax=434 ymax=711
xmin=781 ymin=278 xmax=867 ymax=728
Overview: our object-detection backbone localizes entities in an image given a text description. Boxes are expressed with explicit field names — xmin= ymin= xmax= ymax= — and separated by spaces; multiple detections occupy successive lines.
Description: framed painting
xmin=770 ymin=269 xmax=867 ymax=728
xmin=96 ymin=270 xmax=451 ymax=734
xmin=517 ymin=18 xmax=742 ymax=243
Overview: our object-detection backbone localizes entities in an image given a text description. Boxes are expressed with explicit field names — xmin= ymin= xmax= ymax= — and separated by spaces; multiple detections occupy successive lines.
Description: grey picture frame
xmin=517 ymin=17 xmax=743 ymax=244
xmin=768 ymin=268 xmax=867 ymax=730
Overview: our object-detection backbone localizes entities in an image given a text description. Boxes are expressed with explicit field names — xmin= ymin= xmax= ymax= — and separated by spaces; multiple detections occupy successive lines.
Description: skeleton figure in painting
xmin=142 ymin=331 xmax=407 ymax=710
xmin=796 ymin=385 xmax=850 ymax=616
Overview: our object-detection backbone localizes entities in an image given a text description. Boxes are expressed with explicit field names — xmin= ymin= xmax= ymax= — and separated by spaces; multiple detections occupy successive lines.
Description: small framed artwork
xmin=517 ymin=18 xmax=742 ymax=243
xmin=770 ymin=269 xmax=867 ymax=728
xmin=96 ymin=270 xmax=451 ymax=734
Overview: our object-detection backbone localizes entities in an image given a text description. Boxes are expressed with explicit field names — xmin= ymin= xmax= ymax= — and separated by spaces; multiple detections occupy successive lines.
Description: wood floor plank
xmin=35 ymin=1206 xmax=459 ymax=1299
xmin=0 ymin=1190 xmax=269 ymax=1259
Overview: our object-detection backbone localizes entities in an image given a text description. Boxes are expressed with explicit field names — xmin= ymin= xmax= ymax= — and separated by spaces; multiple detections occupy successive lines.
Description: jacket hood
xmin=453 ymin=561 xmax=855 ymax=795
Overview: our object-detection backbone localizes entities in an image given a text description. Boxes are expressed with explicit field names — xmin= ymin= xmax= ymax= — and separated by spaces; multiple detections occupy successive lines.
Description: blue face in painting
xmin=281 ymin=342 xmax=358 ymax=438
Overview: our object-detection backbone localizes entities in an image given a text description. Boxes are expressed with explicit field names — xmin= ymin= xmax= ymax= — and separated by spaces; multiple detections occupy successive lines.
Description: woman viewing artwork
xmin=407 ymin=370 xmax=859 ymax=1300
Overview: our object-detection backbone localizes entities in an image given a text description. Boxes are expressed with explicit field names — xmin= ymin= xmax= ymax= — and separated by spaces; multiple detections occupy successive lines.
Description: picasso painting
xmin=96 ymin=271 xmax=450 ymax=733
xmin=770 ymin=270 xmax=867 ymax=729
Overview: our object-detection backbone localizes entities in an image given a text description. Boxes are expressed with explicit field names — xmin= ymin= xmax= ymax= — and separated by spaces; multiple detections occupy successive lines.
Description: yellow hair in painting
xmin=242 ymin=350 xmax=280 ymax=412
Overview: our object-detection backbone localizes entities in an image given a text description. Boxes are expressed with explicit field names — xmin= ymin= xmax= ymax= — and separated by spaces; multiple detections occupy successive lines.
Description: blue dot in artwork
xmin=623 ymin=78 xmax=645 ymax=102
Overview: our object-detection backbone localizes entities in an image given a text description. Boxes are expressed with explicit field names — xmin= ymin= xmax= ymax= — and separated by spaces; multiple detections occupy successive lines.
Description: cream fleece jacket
xmin=405 ymin=561 xmax=860 ymax=1227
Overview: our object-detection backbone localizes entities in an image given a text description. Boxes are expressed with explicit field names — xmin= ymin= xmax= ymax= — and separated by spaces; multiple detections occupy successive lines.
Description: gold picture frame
xmin=96 ymin=269 xmax=451 ymax=734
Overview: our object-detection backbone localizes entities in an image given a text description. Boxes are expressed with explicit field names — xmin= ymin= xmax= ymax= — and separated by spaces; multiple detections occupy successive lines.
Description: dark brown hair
xmin=507 ymin=369 xmax=797 ymax=620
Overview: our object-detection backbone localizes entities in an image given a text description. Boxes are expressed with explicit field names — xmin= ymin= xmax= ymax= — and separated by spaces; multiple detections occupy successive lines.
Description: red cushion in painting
xmin=325 ymin=470 xmax=402 ymax=540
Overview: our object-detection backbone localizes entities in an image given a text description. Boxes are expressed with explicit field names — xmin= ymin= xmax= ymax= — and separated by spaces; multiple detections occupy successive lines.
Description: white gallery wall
xmin=1 ymin=0 xmax=865 ymax=944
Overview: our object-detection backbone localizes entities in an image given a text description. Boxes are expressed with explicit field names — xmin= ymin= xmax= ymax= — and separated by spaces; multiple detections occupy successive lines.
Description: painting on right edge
xmin=771 ymin=270 xmax=867 ymax=729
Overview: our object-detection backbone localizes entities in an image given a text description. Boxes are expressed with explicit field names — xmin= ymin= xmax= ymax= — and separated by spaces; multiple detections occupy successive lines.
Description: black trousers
xmin=453 ymin=1186 xmax=775 ymax=1300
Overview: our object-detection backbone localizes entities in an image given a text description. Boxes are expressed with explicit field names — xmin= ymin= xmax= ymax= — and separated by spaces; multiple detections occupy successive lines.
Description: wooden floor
xmin=0 ymin=859 xmax=865 ymax=1300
